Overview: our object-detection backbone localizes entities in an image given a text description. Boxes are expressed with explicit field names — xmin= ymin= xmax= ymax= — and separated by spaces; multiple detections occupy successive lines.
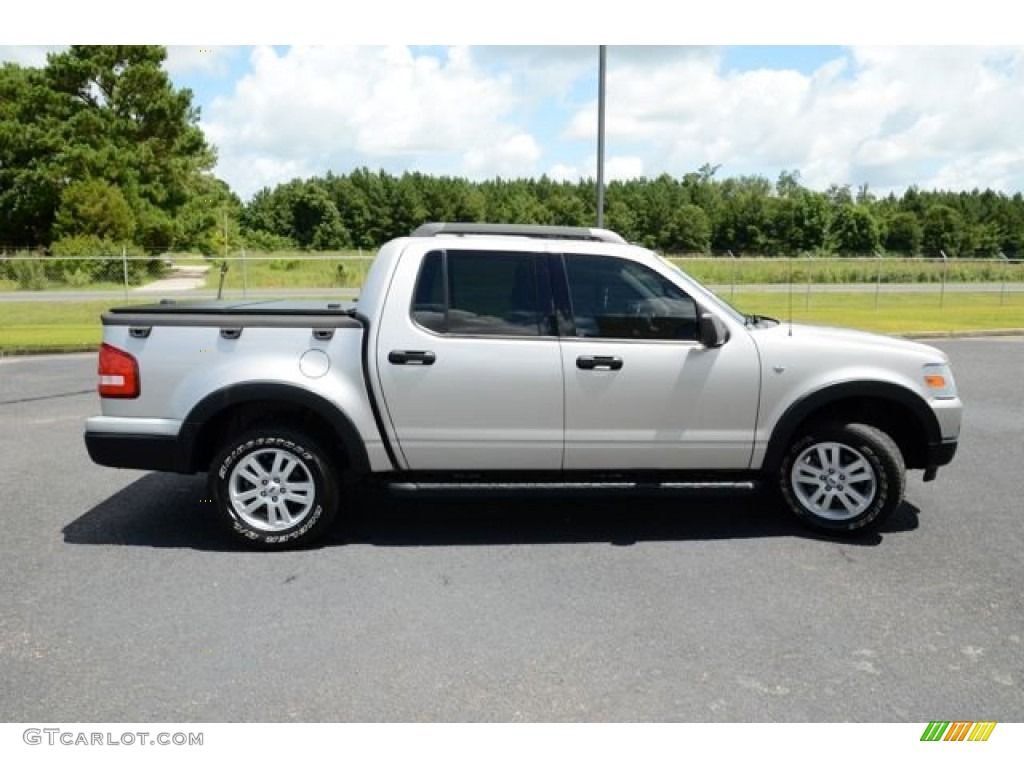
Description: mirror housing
xmin=698 ymin=312 xmax=730 ymax=348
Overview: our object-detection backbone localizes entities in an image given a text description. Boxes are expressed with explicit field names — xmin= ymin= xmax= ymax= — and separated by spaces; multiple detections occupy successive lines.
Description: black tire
xmin=778 ymin=422 xmax=905 ymax=535
xmin=209 ymin=426 xmax=339 ymax=549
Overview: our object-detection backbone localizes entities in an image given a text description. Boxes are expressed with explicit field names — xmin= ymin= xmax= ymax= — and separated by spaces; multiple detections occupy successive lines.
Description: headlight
xmin=922 ymin=363 xmax=958 ymax=399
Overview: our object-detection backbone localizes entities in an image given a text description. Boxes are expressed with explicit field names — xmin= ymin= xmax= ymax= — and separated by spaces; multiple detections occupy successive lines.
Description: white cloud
xmin=204 ymin=45 xmax=543 ymax=197
xmin=607 ymin=156 xmax=645 ymax=180
xmin=7 ymin=44 xmax=1023 ymax=198
xmin=0 ymin=45 xmax=64 ymax=67
xmin=546 ymin=155 xmax=644 ymax=184
xmin=463 ymin=133 xmax=541 ymax=178
xmin=926 ymin=151 xmax=1024 ymax=193
xmin=548 ymin=163 xmax=581 ymax=182
xmin=165 ymin=46 xmax=236 ymax=77
xmin=469 ymin=46 xmax=593 ymax=98
xmin=564 ymin=45 xmax=1024 ymax=194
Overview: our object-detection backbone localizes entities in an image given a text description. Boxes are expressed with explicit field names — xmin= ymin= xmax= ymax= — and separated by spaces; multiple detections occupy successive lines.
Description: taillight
xmin=98 ymin=343 xmax=140 ymax=398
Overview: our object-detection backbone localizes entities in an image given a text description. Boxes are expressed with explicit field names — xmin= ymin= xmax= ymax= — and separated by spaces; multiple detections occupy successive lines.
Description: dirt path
xmin=134 ymin=264 xmax=211 ymax=293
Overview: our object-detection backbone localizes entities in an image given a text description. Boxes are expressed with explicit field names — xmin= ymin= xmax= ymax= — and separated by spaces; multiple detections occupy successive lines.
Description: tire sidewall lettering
xmin=211 ymin=430 xmax=338 ymax=549
xmin=780 ymin=423 xmax=903 ymax=534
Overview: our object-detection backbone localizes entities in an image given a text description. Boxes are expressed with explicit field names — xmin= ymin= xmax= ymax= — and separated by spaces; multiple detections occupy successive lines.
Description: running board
xmin=387 ymin=480 xmax=758 ymax=497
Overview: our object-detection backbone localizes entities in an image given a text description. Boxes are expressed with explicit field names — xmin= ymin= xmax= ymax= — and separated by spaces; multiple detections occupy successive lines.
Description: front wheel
xmin=209 ymin=427 xmax=339 ymax=549
xmin=779 ymin=422 xmax=905 ymax=535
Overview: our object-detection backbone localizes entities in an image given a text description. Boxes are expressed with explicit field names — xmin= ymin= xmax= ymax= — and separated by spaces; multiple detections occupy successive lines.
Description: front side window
xmin=564 ymin=254 xmax=698 ymax=340
xmin=411 ymin=250 xmax=547 ymax=336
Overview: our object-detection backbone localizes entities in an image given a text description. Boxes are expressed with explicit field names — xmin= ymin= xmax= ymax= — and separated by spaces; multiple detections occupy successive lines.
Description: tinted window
xmin=564 ymin=254 xmax=698 ymax=340
xmin=411 ymin=251 xmax=447 ymax=332
xmin=411 ymin=250 xmax=546 ymax=336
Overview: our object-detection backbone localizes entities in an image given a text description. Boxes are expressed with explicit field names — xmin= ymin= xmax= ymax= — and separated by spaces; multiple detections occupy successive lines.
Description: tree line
xmin=240 ymin=167 xmax=1024 ymax=258
xmin=2 ymin=46 xmax=1024 ymax=277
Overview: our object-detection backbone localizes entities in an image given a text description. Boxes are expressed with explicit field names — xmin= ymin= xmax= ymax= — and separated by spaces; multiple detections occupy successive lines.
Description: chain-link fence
xmin=1 ymin=251 xmax=1022 ymax=310
xmin=3 ymin=251 xmax=1022 ymax=354
xmin=672 ymin=255 xmax=1024 ymax=310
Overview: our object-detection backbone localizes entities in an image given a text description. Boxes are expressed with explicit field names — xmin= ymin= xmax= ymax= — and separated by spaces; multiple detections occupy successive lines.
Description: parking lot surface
xmin=1 ymin=340 xmax=1021 ymax=721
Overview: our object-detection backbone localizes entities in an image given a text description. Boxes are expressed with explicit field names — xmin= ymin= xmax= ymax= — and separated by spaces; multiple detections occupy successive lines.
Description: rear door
xmin=375 ymin=245 xmax=564 ymax=471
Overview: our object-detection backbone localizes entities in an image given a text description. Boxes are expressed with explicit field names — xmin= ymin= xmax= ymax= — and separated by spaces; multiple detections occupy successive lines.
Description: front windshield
xmin=654 ymin=254 xmax=747 ymax=325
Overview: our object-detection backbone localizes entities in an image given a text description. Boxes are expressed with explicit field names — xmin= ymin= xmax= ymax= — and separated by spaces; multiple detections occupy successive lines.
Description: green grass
xmin=4 ymin=252 xmax=1023 ymax=293
xmin=186 ymin=253 xmax=1024 ymax=294
xmin=672 ymin=256 xmax=1024 ymax=285
xmin=10 ymin=280 xmax=131 ymax=293
xmin=182 ymin=253 xmax=1024 ymax=291
xmin=0 ymin=299 xmax=150 ymax=351
xmin=0 ymin=272 xmax=151 ymax=292
xmin=727 ymin=290 xmax=1024 ymax=334
xmin=203 ymin=252 xmax=373 ymax=292
xmin=1 ymin=291 xmax=1022 ymax=352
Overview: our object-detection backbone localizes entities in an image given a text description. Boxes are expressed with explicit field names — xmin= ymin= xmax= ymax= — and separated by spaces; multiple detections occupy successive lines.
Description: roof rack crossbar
xmin=411 ymin=222 xmax=626 ymax=244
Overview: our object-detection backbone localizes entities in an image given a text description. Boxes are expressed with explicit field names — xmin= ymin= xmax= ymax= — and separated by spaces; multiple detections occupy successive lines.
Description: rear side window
xmin=411 ymin=250 xmax=548 ymax=337
xmin=564 ymin=254 xmax=698 ymax=340
xmin=411 ymin=251 xmax=447 ymax=332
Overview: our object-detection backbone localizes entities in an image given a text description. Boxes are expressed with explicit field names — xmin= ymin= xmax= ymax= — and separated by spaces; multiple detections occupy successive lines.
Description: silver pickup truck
xmin=85 ymin=223 xmax=962 ymax=548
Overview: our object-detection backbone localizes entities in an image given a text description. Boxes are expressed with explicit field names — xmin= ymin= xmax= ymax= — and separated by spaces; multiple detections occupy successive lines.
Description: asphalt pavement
xmin=0 ymin=341 xmax=1021 ymax=721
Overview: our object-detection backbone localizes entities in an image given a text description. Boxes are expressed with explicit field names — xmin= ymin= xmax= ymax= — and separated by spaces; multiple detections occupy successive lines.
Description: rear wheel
xmin=779 ymin=422 xmax=905 ymax=535
xmin=209 ymin=427 xmax=339 ymax=548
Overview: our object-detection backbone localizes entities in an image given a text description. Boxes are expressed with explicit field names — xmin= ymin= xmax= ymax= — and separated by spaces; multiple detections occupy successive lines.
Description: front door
xmin=558 ymin=253 xmax=760 ymax=470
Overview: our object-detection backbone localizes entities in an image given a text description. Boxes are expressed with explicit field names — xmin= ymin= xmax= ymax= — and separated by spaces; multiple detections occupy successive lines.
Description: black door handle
xmin=576 ymin=355 xmax=623 ymax=371
xmin=388 ymin=350 xmax=436 ymax=365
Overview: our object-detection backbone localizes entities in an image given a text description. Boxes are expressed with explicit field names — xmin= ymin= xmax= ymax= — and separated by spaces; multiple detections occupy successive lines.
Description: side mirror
xmin=698 ymin=312 xmax=730 ymax=348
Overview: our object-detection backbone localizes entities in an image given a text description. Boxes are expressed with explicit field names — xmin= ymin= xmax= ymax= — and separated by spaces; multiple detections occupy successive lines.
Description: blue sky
xmin=163 ymin=44 xmax=1024 ymax=200
xmin=3 ymin=39 xmax=1023 ymax=201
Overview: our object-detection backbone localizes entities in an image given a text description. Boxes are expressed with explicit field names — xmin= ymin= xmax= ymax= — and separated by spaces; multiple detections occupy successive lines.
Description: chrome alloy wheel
xmin=789 ymin=441 xmax=878 ymax=521
xmin=227 ymin=448 xmax=316 ymax=532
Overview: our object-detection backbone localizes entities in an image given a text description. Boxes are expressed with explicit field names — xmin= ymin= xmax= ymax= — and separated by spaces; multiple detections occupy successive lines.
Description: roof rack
xmin=411 ymin=222 xmax=626 ymax=244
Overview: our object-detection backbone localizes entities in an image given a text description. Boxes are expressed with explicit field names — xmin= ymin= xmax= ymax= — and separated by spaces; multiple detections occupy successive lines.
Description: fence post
xmin=939 ymin=250 xmax=949 ymax=308
xmin=217 ymin=261 xmax=228 ymax=300
xmin=875 ymin=252 xmax=882 ymax=309
xmin=999 ymin=251 xmax=1007 ymax=306
xmin=788 ymin=256 xmax=794 ymax=329
xmin=728 ymin=250 xmax=736 ymax=300
xmin=805 ymin=253 xmax=811 ymax=309
xmin=122 ymin=245 xmax=128 ymax=298
xmin=242 ymin=248 xmax=248 ymax=298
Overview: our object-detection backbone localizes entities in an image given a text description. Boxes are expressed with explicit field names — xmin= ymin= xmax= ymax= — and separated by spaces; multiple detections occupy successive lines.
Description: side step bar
xmin=387 ymin=481 xmax=758 ymax=497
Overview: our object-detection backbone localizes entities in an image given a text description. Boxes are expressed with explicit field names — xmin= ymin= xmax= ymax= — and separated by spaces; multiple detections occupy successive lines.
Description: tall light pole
xmin=596 ymin=45 xmax=606 ymax=228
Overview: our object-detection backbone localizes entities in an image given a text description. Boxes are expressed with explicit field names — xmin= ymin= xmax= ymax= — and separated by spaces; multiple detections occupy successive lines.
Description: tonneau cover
xmin=107 ymin=298 xmax=358 ymax=316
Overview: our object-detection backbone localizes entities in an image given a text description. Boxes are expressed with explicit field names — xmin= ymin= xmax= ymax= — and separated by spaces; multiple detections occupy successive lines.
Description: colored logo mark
xmin=921 ymin=721 xmax=997 ymax=742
